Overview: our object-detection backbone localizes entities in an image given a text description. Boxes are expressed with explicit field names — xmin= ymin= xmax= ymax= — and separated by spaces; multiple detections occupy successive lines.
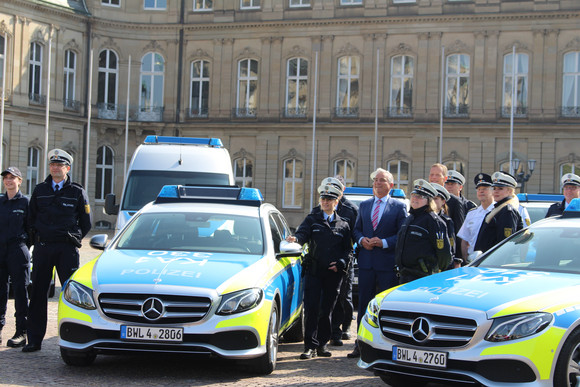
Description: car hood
xmin=385 ymin=267 xmax=580 ymax=318
xmin=93 ymin=249 xmax=262 ymax=291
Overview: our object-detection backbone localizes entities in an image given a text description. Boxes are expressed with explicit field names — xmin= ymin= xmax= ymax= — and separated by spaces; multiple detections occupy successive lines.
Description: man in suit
xmin=347 ymin=168 xmax=407 ymax=358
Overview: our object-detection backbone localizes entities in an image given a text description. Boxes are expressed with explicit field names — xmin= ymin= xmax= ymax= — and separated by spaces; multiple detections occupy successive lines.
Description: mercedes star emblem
xmin=411 ymin=317 xmax=431 ymax=342
xmin=142 ymin=297 xmax=165 ymax=321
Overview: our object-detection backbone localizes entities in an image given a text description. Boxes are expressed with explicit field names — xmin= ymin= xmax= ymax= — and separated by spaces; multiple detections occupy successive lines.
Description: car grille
xmin=379 ymin=309 xmax=477 ymax=348
xmin=98 ymin=293 xmax=212 ymax=324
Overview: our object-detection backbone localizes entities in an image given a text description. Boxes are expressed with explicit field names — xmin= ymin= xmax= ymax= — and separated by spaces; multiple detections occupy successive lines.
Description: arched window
xmin=387 ymin=160 xmax=410 ymax=193
xmin=333 ymin=159 xmax=355 ymax=187
xmin=336 ymin=56 xmax=360 ymax=117
xmin=26 ymin=147 xmax=40 ymax=195
xmin=95 ymin=145 xmax=114 ymax=200
xmin=389 ymin=55 xmax=414 ymax=117
xmin=563 ymin=51 xmax=580 ymax=117
xmin=64 ymin=50 xmax=77 ymax=110
xmin=445 ymin=53 xmax=470 ymax=117
xmin=234 ymin=157 xmax=253 ymax=188
xmin=29 ymin=42 xmax=43 ymax=103
xmin=561 ymin=162 xmax=580 ymax=185
xmin=444 ymin=161 xmax=466 ymax=178
xmin=97 ymin=49 xmax=119 ymax=118
xmin=502 ymin=52 xmax=529 ymax=117
xmin=236 ymin=59 xmax=258 ymax=117
xmin=283 ymin=158 xmax=303 ymax=208
xmin=139 ymin=52 xmax=164 ymax=120
xmin=285 ymin=57 xmax=308 ymax=117
xmin=190 ymin=60 xmax=210 ymax=117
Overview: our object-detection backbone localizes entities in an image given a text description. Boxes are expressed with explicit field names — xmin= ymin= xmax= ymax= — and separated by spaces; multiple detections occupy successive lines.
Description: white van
xmin=105 ymin=136 xmax=234 ymax=232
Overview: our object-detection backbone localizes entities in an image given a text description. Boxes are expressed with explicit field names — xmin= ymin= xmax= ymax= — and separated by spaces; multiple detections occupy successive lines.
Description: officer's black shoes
xmin=22 ymin=343 xmax=42 ymax=353
xmin=330 ymin=339 xmax=344 ymax=346
xmin=7 ymin=331 xmax=27 ymax=348
xmin=347 ymin=345 xmax=360 ymax=358
xmin=341 ymin=331 xmax=351 ymax=340
xmin=300 ymin=348 xmax=317 ymax=359
xmin=316 ymin=345 xmax=332 ymax=357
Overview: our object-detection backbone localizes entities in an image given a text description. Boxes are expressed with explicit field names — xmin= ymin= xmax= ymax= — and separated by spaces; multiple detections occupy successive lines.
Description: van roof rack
xmin=143 ymin=136 xmax=223 ymax=147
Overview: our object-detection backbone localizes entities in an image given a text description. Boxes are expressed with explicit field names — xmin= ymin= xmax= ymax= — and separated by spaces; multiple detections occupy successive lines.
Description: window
xmin=97 ymin=49 xmax=119 ymax=117
xmin=387 ymin=160 xmax=409 ymax=193
xmin=334 ymin=159 xmax=355 ymax=187
xmin=29 ymin=42 xmax=43 ymax=103
xmin=236 ymin=59 xmax=258 ymax=116
xmin=283 ymin=158 xmax=303 ymax=208
xmin=26 ymin=147 xmax=40 ymax=195
xmin=561 ymin=162 xmax=580 ymax=180
xmin=194 ymin=0 xmax=213 ymax=10
xmin=502 ymin=53 xmax=528 ymax=117
xmin=139 ymin=52 xmax=164 ymax=119
xmin=445 ymin=53 xmax=470 ymax=117
xmin=63 ymin=50 xmax=77 ymax=110
xmin=96 ymin=145 xmax=114 ymax=200
xmin=289 ymin=0 xmax=310 ymax=7
xmin=389 ymin=55 xmax=414 ymax=117
xmin=144 ymin=0 xmax=166 ymax=9
xmin=562 ymin=52 xmax=580 ymax=117
xmin=241 ymin=0 xmax=260 ymax=9
xmin=285 ymin=58 xmax=308 ymax=117
xmin=102 ymin=0 xmax=120 ymax=6
xmin=341 ymin=0 xmax=362 ymax=4
xmin=336 ymin=56 xmax=360 ymax=117
xmin=190 ymin=60 xmax=210 ymax=117
xmin=234 ymin=157 xmax=253 ymax=187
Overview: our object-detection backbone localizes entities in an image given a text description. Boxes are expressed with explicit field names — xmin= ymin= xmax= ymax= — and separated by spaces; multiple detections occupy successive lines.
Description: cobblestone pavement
xmin=0 ymin=232 xmax=387 ymax=386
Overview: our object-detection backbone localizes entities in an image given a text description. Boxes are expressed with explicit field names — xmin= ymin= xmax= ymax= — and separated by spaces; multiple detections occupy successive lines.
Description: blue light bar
xmin=390 ymin=188 xmax=406 ymax=198
xmin=565 ymin=198 xmax=580 ymax=213
xmin=344 ymin=187 xmax=373 ymax=195
xmin=158 ymin=185 xmax=179 ymax=198
xmin=155 ymin=185 xmax=263 ymax=206
xmin=239 ymin=187 xmax=264 ymax=201
xmin=143 ymin=136 xmax=223 ymax=147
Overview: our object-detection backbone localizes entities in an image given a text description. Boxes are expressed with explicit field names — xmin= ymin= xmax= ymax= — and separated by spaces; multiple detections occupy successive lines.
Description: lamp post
xmin=511 ymin=159 xmax=536 ymax=193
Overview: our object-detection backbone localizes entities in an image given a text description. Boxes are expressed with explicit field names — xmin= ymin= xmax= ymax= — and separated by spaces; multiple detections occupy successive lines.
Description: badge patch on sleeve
xmin=504 ymin=228 xmax=512 ymax=238
xmin=85 ymin=204 xmax=91 ymax=214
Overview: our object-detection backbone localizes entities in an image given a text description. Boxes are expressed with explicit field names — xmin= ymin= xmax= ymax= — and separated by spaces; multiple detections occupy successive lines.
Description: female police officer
xmin=395 ymin=179 xmax=452 ymax=284
xmin=286 ymin=182 xmax=351 ymax=359
xmin=0 ymin=167 xmax=30 ymax=347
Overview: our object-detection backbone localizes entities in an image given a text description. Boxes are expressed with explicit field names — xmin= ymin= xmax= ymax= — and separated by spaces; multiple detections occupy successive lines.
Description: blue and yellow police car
xmin=358 ymin=198 xmax=580 ymax=386
xmin=58 ymin=185 xmax=304 ymax=374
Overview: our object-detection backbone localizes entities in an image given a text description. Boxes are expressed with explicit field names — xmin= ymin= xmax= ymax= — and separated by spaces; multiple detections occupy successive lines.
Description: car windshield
xmin=121 ymin=170 xmax=230 ymax=211
xmin=115 ymin=212 xmax=264 ymax=255
xmin=474 ymin=225 xmax=580 ymax=274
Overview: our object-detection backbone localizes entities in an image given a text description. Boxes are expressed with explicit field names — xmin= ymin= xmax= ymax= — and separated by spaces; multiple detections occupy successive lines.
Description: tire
xmin=48 ymin=283 xmax=56 ymax=298
xmin=249 ymin=303 xmax=279 ymax=375
xmin=60 ymin=347 xmax=97 ymax=367
xmin=554 ymin=327 xmax=580 ymax=386
xmin=282 ymin=307 xmax=304 ymax=343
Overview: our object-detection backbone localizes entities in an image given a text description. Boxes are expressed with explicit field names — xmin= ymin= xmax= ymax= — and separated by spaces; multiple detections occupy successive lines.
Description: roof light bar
xmin=155 ymin=185 xmax=263 ymax=206
xmin=143 ymin=136 xmax=223 ymax=147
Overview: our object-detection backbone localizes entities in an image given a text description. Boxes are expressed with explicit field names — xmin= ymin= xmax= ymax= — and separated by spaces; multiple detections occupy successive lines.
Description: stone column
xmin=530 ymin=28 xmax=545 ymax=120
xmin=259 ymin=37 xmax=272 ymax=118
xmin=218 ymin=38 xmax=234 ymax=118
xmin=542 ymin=29 xmax=559 ymax=120
xmin=426 ymin=32 xmax=442 ymax=119
xmin=483 ymin=31 xmax=499 ymax=116
xmin=471 ymin=31 xmax=486 ymax=118
xmin=415 ymin=32 xmax=430 ymax=119
xmin=268 ymin=37 xmax=283 ymax=118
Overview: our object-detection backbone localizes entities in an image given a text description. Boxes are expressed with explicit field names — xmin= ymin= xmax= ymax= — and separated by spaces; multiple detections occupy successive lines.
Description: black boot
xmin=7 ymin=331 xmax=27 ymax=348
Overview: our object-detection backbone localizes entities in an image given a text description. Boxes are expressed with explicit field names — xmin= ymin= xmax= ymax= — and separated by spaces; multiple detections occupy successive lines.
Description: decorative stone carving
xmin=236 ymin=47 xmax=259 ymax=60
xmin=337 ymin=42 xmax=361 ymax=57
xmin=390 ymin=43 xmax=414 ymax=56
xmin=446 ymin=40 xmax=471 ymax=54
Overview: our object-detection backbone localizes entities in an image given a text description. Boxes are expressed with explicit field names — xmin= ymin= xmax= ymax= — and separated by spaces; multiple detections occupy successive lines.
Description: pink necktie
xmin=372 ymin=199 xmax=382 ymax=229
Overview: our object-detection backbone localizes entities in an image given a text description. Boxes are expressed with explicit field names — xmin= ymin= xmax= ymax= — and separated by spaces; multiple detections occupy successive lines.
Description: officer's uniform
xmin=293 ymin=183 xmax=351 ymax=358
xmin=474 ymin=172 xmax=523 ymax=253
xmin=431 ymin=183 xmax=457 ymax=261
xmin=445 ymin=171 xmax=476 ymax=259
xmin=546 ymin=173 xmax=580 ymax=217
xmin=395 ymin=180 xmax=452 ymax=284
xmin=25 ymin=149 xmax=92 ymax=352
xmin=0 ymin=167 xmax=30 ymax=347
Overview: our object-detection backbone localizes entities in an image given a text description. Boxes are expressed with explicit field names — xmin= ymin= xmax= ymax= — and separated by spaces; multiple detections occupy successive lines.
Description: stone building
xmin=1 ymin=0 xmax=579 ymax=228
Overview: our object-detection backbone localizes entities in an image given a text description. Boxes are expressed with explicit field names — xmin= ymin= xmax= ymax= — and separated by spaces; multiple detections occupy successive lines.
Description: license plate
xmin=121 ymin=326 xmax=183 ymax=342
xmin=392 ymin=346 xmax=447 ymax=369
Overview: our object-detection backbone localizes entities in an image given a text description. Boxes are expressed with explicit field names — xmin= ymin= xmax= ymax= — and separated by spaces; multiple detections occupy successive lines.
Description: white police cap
xmin=561 ymin=173 xmax=580 ymax=187
xmin=447 ymin=170 xmax=465 ymax=185
xmin=411 ymin=179 xmax=437 ymax=198
xmin=48 ymin=148 xmax=73 ymax=165
xmin=317 ymin=183 xmax=342 ymax=199
xmin=431 ymin=182 xmax=450 ymax=201
xmin=491 ymin=171 xmax=517 ymax=188
xmin=320 ymin=177 xmax=344 ymax=191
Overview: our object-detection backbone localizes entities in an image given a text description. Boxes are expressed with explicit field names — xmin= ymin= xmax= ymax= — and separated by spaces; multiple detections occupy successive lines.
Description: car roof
xmin=517 ymin=193 xmax=564 ymax=202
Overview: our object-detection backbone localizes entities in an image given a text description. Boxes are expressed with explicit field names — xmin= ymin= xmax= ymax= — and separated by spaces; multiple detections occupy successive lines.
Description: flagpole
xmin=43 ymin=37 xmax=52 ymax=178
xmin=309 ymin=51 xmax=319 ymax=210
xmin=124 ymin=55 xmax=131 ymax=183
xmin=439 ymin=45 xmax=445 ymax=164
xmin=85 ymin=49 xmax=93 ymax=189
xmin=0 ymin=33 xmax=7 ymax=178
xmin=509 ymin=45 xmax=516 ymax=175
xmin=374 ymin=48 xmax=379 ymax=171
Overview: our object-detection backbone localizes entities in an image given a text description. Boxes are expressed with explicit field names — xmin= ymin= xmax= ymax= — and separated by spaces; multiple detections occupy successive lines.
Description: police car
xmin=58 ymin=186 xmax=304 ymax=374
xmin=518 ymin=193 xmax=565 ymax=223
xmin=358 ymin=198 xmax=580 ymax=386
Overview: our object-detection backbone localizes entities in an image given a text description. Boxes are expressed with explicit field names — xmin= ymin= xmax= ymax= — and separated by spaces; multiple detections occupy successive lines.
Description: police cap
xmin=474 ymin=173 xmax=492 ymax=188
xmin=431 ymin=182 xmax=450 ymax=201
xmin=318 ymin=183 xmax=342 ymax=200
xmin=561 ymin=173 xmax=580 ymax=187
xmin=447 ymin=170 xmax=465 ymax=185
xmin=491 ymin=171 xmax=517 ymax=188
xmin=48 ymin=148 xmax=73 ymax=166
xmin=1 ymin=166 xmax=22 ymax=179
xmin=411 ymin=179 xmax=437 ymax=198
xmin=320 ymin=176 xmax=344 ymax=192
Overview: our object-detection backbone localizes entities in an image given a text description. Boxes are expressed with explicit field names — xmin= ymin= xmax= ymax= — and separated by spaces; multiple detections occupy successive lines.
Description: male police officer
xmin=444 ymin=170 xmax=476 ymax=259
xmin=545 ymin=173 xmax=580 ymax=217
xmin=23 ymin=149 xmax=92 ymax=352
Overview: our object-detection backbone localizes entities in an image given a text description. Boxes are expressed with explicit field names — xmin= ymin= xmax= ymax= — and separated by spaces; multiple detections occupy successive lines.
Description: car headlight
xmin=364 ymin=298 xmax=380 ymax=328
xmin=217 ymin=288 xmax=263 ymax=315
xmin=485 ymin=312 xmax=552 ymax=342
xmin=63 ymin=280 xmax=96 ymax=310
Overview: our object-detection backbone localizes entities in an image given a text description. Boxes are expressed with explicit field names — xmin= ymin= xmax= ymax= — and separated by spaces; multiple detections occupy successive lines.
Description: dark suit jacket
xmin=354 ymin=196 xmax=408 ymax=271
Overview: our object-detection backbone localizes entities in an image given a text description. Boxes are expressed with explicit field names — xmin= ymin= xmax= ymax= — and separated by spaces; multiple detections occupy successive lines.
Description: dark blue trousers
xmin=303 ymin=271 xmax=342 ymax=350
xmin=0 ymin=242 xmax=30 ymax=332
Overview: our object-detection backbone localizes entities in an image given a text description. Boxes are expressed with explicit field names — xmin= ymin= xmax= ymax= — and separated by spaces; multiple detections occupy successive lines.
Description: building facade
xmin=1 ymin=0 xmax=580 ymax=227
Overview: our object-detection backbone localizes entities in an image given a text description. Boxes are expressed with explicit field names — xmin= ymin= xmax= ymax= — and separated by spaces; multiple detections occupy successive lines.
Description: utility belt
xmin=36 ymin=233 xmax=82 ymax=248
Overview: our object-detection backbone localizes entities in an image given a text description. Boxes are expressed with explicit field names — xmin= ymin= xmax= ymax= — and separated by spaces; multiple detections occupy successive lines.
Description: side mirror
xmin=89 ymin=234 xmax=109 ymax=250
xmin=277 ymin=240 xmax=303 ymax=258
xmin=104 ymin=193 xmax=119 ymax=215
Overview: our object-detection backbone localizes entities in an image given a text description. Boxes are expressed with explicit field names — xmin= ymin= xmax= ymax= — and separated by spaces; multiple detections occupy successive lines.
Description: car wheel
xmin=60 ymin=347 xmax=97 ymax=367
xmin=48 ymin=283 xmax=56 ymax=298
xmin=282 ymin=307 xmax=304 ymax=343
xmin=554 ymin=327 xmax=580 ymax=386
xmin=249 ymin=302 xmax=279 ymax=375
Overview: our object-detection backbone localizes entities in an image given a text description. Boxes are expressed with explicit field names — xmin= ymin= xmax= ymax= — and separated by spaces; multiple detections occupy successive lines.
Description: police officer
xmin=444 ymin=170 xmax=476 ymax=259
xmin=0 ymin=167 xmax=30 ymax=347
xmin=286 ymin=182 xmax=351 ymax=359
xmin=545 ymin=173 xmax=580 ymax=217
xmin=474 ymin=171 xmax=523 ymax=254
xmin=431 ymin=182 xmax=458 ymax=266
xmin=23 ymin=149 xmax=92 ymax=352
xmin=395 ymin=179 xmax=452 ymax=284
